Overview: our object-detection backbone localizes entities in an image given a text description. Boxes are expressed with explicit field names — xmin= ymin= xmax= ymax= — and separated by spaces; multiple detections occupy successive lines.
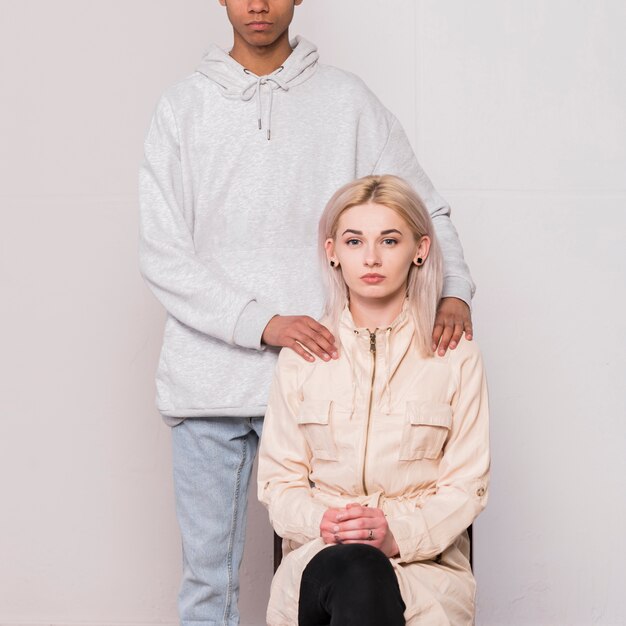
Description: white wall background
xmin=1 ymin=1 xmax=625 ymax=625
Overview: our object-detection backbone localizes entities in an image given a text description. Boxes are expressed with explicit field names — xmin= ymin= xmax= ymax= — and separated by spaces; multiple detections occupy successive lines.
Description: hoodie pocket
xmin=296 ymin=400 xmax=338 ymax=461
xmin=399 ymin=401 xmax=453 ymax=461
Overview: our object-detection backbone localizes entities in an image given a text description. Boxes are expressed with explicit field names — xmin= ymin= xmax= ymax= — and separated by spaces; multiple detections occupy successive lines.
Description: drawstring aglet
xmin=258 ymin=118 xmax=262 ymax=130
xmin=267 ymin=129 xmax=271 ymax=141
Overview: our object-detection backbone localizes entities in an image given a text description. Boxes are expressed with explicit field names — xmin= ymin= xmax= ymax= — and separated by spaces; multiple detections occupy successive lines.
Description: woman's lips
xmin=361 ymin=274 xmax=385 ymax=284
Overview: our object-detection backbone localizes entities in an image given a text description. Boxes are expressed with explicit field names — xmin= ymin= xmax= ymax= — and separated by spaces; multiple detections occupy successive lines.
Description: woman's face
xmin=326 ymin=202 xmax=430 ymax=305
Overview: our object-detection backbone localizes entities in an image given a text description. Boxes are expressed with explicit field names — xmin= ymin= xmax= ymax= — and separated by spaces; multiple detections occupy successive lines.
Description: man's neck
xmin=229 ymin=31 xmax=293 ymax=76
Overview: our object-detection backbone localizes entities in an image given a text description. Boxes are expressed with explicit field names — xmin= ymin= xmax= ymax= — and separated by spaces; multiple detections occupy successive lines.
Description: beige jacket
xmin=258 ymin=305 xmax=490 ymax=625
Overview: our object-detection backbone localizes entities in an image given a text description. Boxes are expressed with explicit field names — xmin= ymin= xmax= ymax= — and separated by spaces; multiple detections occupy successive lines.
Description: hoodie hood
xmin=197 ymin=35 xmax=319 ymax=94
xmin=196 ymin=36 xmax=319 ymax=140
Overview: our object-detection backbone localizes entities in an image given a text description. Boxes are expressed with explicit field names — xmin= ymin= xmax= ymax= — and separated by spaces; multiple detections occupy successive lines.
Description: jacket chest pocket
xmin=297 ymin=400 xmax=338 ymax=461
xmin=399 ymin=401 xmax=453 ymax=461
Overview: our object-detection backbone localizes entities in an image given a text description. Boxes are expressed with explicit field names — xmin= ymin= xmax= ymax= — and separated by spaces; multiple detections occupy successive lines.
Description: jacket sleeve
xmin=370 ymin=115 xmax=476 ymax=306
xmin=138 ymin=95 xmax=276 ymax=350
xmin=257 ymin=353 xmax=327 ymax=544
xmin=386 ymin=344 xmax=490 ymax=563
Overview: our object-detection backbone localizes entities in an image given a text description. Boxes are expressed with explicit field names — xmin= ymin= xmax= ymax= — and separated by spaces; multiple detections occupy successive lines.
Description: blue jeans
xmin=171 ymin=416 xmax=264 ymax=626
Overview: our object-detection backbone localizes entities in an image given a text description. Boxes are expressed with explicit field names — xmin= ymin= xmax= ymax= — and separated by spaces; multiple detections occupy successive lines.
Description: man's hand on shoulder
xmin=432 ymin=297 xmax=473 ymax=356
xmin=262 ymin=315 xmax=338 ymax=363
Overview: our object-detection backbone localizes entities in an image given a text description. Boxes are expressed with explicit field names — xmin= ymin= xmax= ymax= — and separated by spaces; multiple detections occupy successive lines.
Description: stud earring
xmin=415 ymin=257 xmax=423 ymax=266
xmin=330 ymin=260 xmax=336 ymax=268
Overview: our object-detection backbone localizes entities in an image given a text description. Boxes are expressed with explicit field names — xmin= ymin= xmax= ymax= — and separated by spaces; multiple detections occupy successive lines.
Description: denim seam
xmin=223 ymin=436 xmax=247 ymax=625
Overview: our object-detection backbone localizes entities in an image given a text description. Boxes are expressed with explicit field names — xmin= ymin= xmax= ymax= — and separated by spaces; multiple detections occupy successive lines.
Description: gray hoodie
xmin=139 ymin=37 xmax=474 ymax=421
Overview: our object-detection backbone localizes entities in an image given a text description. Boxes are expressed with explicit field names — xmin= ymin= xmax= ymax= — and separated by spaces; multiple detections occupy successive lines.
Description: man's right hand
xmin=262 ymin=315 xmax=338 ymax=362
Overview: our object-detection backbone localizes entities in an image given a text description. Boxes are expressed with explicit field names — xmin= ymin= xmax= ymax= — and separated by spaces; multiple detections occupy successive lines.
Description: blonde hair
xmin=318 ymin=175 xmax=443 ymax=357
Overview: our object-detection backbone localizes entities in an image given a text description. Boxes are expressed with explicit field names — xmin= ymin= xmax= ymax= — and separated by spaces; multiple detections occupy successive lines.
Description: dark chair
xmin=273 ymin=526 xmax=473 ymax=573
xmin=273 ymin=531 xmax=283 ymax=573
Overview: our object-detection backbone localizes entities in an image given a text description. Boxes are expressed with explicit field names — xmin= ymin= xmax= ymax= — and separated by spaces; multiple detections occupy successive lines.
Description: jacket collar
xmin=339 ymin=299 xmax=412 ymax=337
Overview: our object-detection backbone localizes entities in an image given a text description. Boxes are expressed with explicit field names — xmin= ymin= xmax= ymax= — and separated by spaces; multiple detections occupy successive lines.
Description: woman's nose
xmin=364 ymin=248 xmax=381 ymax=267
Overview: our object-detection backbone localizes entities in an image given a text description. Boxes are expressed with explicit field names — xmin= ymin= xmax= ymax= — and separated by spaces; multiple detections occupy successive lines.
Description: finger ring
xmin=368 ymin=529 xmax=374 ymax=541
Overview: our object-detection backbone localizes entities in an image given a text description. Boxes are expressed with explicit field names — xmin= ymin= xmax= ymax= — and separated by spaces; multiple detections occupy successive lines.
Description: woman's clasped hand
xmin=320 ymin=503 xmax=400 ymax=557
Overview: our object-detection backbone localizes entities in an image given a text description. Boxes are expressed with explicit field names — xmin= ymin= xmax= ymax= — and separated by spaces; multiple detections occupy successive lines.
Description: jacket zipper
xmin=361 ymin=330 xmax=377 ymax=494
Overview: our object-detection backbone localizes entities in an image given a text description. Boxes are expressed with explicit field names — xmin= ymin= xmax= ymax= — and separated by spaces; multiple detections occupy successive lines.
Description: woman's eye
xmin=346 ymin=239 xmax=361 ymax=246
xmin=382 ymin=238 xmax=398 ymax=246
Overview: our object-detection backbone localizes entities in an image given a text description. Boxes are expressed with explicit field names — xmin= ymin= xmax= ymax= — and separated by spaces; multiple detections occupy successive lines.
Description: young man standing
xmin=139 ymin=1 xmax=474 ymax=624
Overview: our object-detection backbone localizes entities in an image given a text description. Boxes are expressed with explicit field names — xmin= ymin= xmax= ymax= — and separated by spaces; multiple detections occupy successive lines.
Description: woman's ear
xmin=413 ymin=236 xmax=431 ymax=266
xmin=325 ymin=238 xmax=339 ymax=268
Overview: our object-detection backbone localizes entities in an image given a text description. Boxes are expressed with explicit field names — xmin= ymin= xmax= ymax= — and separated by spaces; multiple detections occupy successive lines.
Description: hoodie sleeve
xmin=257 ymin=353 xmax=327 ymax=544
xmin=138 ymin=96 xmax=276 ymax=350
xmin=363 ymin=108 xmax=476 ymax=305
xmin=386 ymin=343 xmax=490 ymax=563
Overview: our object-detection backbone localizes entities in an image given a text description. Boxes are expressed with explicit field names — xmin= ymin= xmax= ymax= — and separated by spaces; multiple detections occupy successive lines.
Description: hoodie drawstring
xmin=241 ymin=67 xmax=288 ymax=140
xmin=197 ymin=37 xmax=319 ymax=140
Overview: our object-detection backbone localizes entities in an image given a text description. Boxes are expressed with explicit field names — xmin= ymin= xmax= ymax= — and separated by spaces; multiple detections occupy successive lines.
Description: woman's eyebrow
xmin=341 ymin=228 xmax=403 ymax=236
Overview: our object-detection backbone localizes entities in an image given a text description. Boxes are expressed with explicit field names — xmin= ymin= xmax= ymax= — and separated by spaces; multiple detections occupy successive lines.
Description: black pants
xmin=298 ymin=544 xmax=406 ymax=626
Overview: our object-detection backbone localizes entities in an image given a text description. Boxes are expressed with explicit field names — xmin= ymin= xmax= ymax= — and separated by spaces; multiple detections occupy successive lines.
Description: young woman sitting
xmin=258 ymin=175 xmax=490 ymax=626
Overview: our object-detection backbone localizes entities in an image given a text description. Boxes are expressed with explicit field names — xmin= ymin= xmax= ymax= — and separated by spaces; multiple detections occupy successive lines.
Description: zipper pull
xmin=369 ymin=331 xmax=376 ymax=354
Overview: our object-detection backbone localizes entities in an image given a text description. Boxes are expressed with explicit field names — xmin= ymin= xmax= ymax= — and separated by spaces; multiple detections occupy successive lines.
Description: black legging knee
xmin=298 ymin=544 xmax=406 ymax=626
